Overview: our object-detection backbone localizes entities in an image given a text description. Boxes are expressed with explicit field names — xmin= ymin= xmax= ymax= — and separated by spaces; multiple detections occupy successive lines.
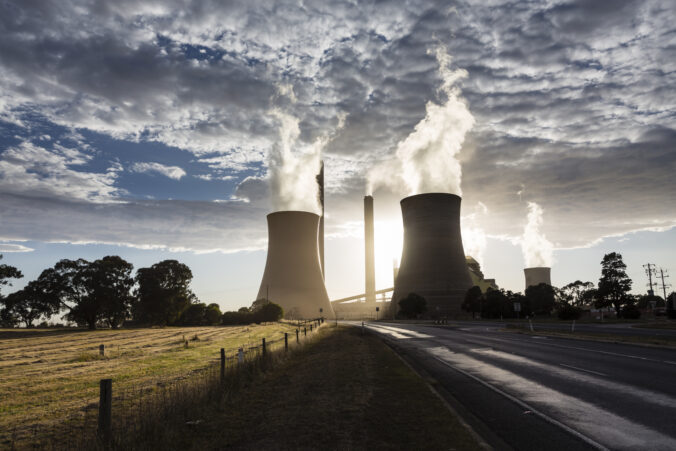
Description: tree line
xmin=0 ymin=255 xmax=226 ymax=329
xmin=462 ymin=252 xmax=675 ymax=320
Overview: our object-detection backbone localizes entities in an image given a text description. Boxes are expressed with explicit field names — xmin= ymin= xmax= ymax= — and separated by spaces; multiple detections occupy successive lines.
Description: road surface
xmin=354 ymin=321 xmax=676 ymax=450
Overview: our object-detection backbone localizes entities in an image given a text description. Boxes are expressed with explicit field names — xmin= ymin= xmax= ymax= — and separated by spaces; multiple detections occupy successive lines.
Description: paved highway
xmin=356 ymin=321 xmax=676 ymax=450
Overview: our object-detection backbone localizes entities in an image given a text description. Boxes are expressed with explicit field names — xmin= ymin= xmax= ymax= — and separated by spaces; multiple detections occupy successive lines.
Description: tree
xmin=482 ymin=288 xmax=508 ymax=318
xmin=462 ymin=286 xmax=483 ymax=319
xmin=525 ymin=283 xmax=556 ymax=315
xmin=204 ymin=303 xmax=222 ymax=325
xmin=40 ymin=257 xmax=134 ymax=329
xmin=398 ymin=293 xmax=427 ymax=319
xmin=134 ymin=260 xmax=196 ymax=326
xmin=0 ymin=254 xmax=23 ymax=296
xmin=558 ymin=281 xmax=595 ymax=307
xmin=596 ymin=252 xmax=633 ymax=316
xmin=637 ymin=294 xmax=664 ymax=309
xmin=2 ymin=279 xmax=59 ymax=327
xmin=620 ymin=296 xmax=641 ymax=319
xmin=256 ymin=302 xmax=283 ymax=323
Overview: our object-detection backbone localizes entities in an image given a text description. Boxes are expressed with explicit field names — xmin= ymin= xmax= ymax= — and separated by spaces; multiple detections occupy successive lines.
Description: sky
xmin=1 ymin=0 xmax=675 ymax=312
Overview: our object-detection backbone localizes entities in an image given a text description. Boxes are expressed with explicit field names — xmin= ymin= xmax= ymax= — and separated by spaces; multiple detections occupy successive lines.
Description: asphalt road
xmin=354 ymin=321 xmax=676 ymax=450
xmin=458 ymin=320 xmax=676 ymax=339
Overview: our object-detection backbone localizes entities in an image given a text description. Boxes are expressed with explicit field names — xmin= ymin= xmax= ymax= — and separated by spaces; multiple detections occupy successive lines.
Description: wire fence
xmin=8 ymin=318 xmax=327 ymax=450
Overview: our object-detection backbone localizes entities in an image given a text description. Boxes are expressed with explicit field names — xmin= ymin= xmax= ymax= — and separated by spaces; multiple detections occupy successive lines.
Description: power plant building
xmin=256 ymin=211 xmax=335 ymax=319
xmin=392 ymin=193 xmax=473 ymax=318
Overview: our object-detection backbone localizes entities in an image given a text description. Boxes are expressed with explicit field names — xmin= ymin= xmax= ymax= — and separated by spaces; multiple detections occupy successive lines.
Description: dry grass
xmin=0 ymin=322 xmax=303 ymax=448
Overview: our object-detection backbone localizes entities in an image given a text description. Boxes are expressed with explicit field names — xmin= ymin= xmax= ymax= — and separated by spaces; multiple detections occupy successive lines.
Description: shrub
xmin=398 ymin=293 xmax=427 ymax=319
xmin=557 ymin=304 xmax=582 ymax=320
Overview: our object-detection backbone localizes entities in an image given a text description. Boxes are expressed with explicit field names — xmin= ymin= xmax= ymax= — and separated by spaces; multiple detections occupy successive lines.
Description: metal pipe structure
xmin=256 ymin=211 xmax=335 ymax=319
xmin=392 ymin=193 xmax=473 ymax=318
xmin=364 ymin=195 xmax=376 ymax=305
xmin=524 ymin=267 xmax=552 ymax=290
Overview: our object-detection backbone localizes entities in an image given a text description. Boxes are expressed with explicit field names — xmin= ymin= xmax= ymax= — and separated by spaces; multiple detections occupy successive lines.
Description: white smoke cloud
xmin=131 ymin=162 xmax=186 ymax=180
xmin=462 ymin=201 xmax=489 ymax=265
xmin=267 ymin=86 xmax=345 ymax=213
xmin=521 ymin=202 xmax=554 ymax=267
xmin=367 ymin=47 xmax=475 ymax=196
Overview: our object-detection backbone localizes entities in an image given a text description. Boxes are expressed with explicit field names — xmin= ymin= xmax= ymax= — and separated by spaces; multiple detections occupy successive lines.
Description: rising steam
xmin=267 ymin=88 xmax=344 ymax=214
xmin=367 ymin=47 xmax=475 ymax=196
xmin=521 ymin=202 xmax=553 ymax=267
xmin=463 ymin=202 xmax=489 ymax=265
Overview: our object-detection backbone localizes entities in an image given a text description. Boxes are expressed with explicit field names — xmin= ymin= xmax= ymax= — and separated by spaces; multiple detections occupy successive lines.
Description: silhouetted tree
xmin=2 ymin=279 xmax=59 ymax=327
xmin=596 ymin=252 xmax=633 ymax=316
xmin=525 ymin=283 xmax=556 ymax=315
xmin=482 ymin=288 xmax=508 ymax=318
xmin=40 ymin=257 xmax=134 ymax=329
xmin=178 ymin=302 xmax=223 ymax=326
xmin=398 ymin=293 xmax=427 ymax=319
xmin=667 ymin=293 xmax=676 ymax=319
xmin=462 ymin=286 xmax=483 ymax=319
xmin=221 ymin=302 xmax=282 ymax=325
xmin=256 ymin=302 xmax=283 ymax=323
xmin=134 ymin=260 xmax=196 ymax=326
xmin=620 ymin=296 xmax=641 ymax=319
xmin=507 ymin=291 xmax=531 ymax=317
xmin=204 ymin=303 xmax=222 ymax=325
xmin=558 ymin=281 xmax=595 ymax=307
xmin=0 ymin=255 xmax=24 ymax=326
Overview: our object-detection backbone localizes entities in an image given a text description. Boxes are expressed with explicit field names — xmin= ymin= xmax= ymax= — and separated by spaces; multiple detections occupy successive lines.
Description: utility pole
xmin=658 ymin=268 xmax=671 ymax=303
xmin=643 ymin=263 xmax=656 ymax=295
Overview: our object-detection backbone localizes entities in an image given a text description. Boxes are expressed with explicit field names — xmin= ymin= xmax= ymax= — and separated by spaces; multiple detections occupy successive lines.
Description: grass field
xmin=0 ymin=323 xmax=302 ymax=447
xmin=124 ymin=325 xmax=482 ymax=450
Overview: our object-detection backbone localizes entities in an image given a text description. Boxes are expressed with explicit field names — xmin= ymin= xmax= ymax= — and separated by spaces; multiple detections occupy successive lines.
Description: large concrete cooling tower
xmin=524 ymin=267 xmax=552 ymax=290
xmin=392 ymin=193 xmax=473 ymax=318
xmin=256 ymin=211 xmax=335 ymax=319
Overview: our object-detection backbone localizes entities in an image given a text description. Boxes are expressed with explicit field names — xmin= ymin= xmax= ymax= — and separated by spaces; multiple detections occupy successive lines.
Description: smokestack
xmin=316 ymin=161 xmax=324 ymax=279
xmin=524 ymin=267 xmax=552 ymax=290
xmin=257 ymin=211 xmax=335 ymax=319
xmin=392 ymin=193 xmax=473 ymax=318
xmin=364 ymin=195 xmax=376 ymax=304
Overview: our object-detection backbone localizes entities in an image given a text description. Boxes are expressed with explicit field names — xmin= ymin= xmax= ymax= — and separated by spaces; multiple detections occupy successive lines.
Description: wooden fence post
xmin=304 ymin=327 xmax=307 ymax=337
xmin=284 ymin=333 xmax=288 ymax=351
xmin=220 ymin=348 xmax=225 ymax=382
xmin=238 ymin=347 xmax=244 ymax=364
xmin=98 ymin=378 xmax=112 ymax=443
xmin=99 ymin=344 xmax=105 ymax=356
xmin=296 ymin=329 xmax=299 ymax=343
xmin=262 ymin=338 xmax=266 ymax=356
xmin=310 ymin=324 xmax=313 ymax=333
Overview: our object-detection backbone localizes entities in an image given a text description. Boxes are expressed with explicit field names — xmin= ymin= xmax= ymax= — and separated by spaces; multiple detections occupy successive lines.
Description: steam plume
xmin=463 ymin=202 xmax=488 ymax=265
xmin=522 ymin=202 xmax=553 ymax=267
xmin=267 ymin=90 xmax=345 ymax=213
xmin=367 ymin=47 xmax=475 ymax=195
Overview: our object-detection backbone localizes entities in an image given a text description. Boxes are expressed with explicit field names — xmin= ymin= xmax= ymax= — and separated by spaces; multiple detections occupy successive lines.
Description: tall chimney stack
xmin=364 ymin=195 xmax=376 ymax=305
xmin=316 ymin=161 xmax=324 ymax=279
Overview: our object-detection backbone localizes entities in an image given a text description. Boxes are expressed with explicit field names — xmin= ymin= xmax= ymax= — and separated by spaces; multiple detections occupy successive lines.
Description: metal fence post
xmin=220 ymin=348 xmax=225 ymax=382
xmin=262 ymin=338 xmax=266 ymax=356
xmin=284 ymin=333 xmax=288 ymax=351
xmin=98 ymin=378 xmax=112 ymax=443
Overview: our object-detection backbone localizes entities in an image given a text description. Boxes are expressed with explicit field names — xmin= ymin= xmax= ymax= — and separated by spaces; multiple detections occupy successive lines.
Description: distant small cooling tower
xmin=256 ymin=211 xmax=335 ymax=319
xmin=524 ymin=267 xmax=552 ymax=290
xmin=392 ymin=193 xmax=473 ymax=317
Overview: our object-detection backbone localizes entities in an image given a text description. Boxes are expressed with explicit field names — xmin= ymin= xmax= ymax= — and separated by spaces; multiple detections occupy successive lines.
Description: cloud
xmin=0 ymin=243 xmax=33 ymax=253
xmin=131 ymin=162 xmax=187 ymax=180
xmin=0 ymin=0 xmax=673 ymax=256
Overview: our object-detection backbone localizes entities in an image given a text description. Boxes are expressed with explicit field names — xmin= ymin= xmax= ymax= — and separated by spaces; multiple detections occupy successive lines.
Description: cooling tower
xmin=364 ymin=196 xmax=376 ymax=305
xmin=524 ymin=267 xmax=552 ymax=290
xmin=256 ymin=211 xmax=335 ymax=319
xmin=392 ymin=193 xmax=473 ymax=318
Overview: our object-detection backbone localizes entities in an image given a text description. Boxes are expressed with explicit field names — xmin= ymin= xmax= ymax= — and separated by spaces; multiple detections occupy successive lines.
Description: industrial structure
xmin=256 ymin=211 xmax=335 ymax=319
xmin=391 ymin=193 xmax=473 ymax=318
xmin=524 ymin=267 xmax=552 ymax=290
xmin=316 ymin=161 xmax=325 ymax=278
xmin=364 ymin=195 xmax=376 ymax=305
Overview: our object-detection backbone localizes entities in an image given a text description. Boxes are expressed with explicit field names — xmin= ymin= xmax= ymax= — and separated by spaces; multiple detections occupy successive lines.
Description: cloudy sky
xmin=1 ymin=0 xmax=675 ymax=310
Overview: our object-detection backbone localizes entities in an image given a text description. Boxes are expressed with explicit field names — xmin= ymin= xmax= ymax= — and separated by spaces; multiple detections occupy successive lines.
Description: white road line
xmin=663 ymin=361 xmax=676 ymax=365
xmin=559 ymin=363 xmax=608 ymax=377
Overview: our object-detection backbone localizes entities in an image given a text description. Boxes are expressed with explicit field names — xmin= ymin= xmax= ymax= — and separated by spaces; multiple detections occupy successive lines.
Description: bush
xmin=557 ymin=304 xmax=582 ymax=320
xmin=620 ymin=303 xmax=641 ymax=319
xmin=222 ymin=301 xmax=283 ymax=325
